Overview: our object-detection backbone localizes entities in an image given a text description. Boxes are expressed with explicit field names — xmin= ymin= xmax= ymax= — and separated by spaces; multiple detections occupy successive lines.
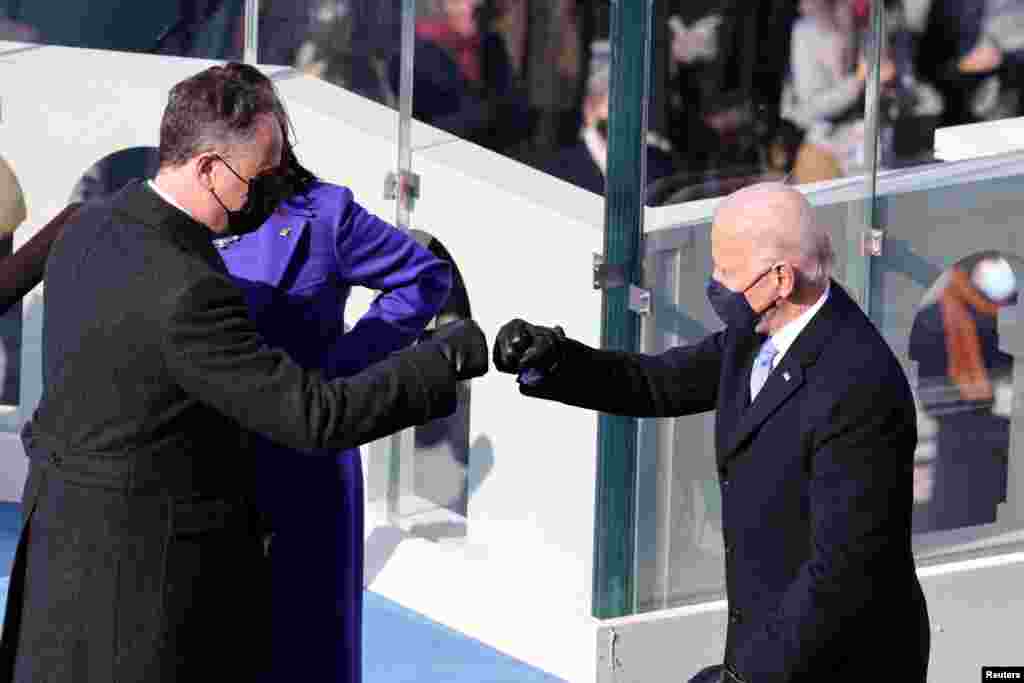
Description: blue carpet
xmin=0 ymin=502 xmax=564 ymax=682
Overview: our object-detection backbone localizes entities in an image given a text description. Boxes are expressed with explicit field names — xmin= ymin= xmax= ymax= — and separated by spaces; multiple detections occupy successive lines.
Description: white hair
xmin=715 ymin=182 xmax=834 ymax=292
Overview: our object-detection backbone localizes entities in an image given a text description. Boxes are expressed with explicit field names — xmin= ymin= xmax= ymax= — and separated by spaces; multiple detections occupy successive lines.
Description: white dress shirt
xmin=148 ymin=179 xmax=194 ymax=219
xmin=766 ymin=282 xmax=831 ymax=370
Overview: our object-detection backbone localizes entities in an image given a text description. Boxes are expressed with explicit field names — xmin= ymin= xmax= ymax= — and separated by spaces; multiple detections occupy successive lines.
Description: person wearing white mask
xmin=909 ymin=252 xmax=1016 ymax=532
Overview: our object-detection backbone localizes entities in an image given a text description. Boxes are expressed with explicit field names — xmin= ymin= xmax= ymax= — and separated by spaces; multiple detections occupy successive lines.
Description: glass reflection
xmin=392 ymin=0 xmax=533 ymax=153
xmin=1 ymin=0 xmax=244 ymax=60
xmin=909 ymin=251 xmax=1018 ymax=532
xmin=540 ymin=42 xmax=675 ymax=198
xmin=293 ymin=0 xmax=404 ymax=106
xmin=884 ymin=0 xmax=1024 ymax=168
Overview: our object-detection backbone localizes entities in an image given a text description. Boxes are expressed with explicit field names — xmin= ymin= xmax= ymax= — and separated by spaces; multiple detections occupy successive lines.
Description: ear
xmin=777 ymin=263 xmax=797 ymax=299
xmin=194 ymin=154 xmax=217 ymax=188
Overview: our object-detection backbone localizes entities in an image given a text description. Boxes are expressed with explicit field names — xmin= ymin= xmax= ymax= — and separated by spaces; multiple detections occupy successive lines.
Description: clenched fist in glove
xmin=423 ymin=319 xmax=489 ymax=381
xmin=492 ymin=318 xmax=566 ymax=374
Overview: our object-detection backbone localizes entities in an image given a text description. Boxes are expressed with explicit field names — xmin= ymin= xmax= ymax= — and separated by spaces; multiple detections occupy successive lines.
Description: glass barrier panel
xmin=257 ymin=0 xmax=405 ymax=108
xmin=875 ymin=0 xmax=1024 ymax=169
xmin=400 ymin=1 xmax=600 ymax=188
xmin=867 ymin=157 xmax=1024 ymax=560
xmin=1 ymin=0 xmax=245 ymax=59
xmin=637 ymin=0 xmax=800 ymax=207
xmin=377 ymin=1 xmax=612 ymax=543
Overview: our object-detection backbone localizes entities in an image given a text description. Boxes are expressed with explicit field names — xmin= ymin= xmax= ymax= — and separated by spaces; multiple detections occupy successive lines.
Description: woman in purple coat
xmin=216 ymin=135 xmax=452 ymax=682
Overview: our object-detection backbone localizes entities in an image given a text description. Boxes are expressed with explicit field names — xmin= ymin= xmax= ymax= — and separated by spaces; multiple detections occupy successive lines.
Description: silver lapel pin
xmin=279 ymin=227 xmax=292 ymax=237
xmin=783 ymin=371 xmax=791 ymax=382
xmin=213 ymin=235 xmax=242 ymax=249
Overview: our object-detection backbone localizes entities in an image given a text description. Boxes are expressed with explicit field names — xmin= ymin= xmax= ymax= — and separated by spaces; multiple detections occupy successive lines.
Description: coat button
xmin=729 ymin=607 xmax=743 ymax=625
xmin=49 ymin=452 xmax=62 ymax=466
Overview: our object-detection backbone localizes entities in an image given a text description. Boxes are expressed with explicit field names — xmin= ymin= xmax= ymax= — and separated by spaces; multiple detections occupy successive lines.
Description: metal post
xmin=862 ymin=0 xmax=886 ymax=311
xmin=387 ymin=0 xmax=420 ymax=525
xmin=243 ymin=0 xmax=259 ymax=64
xmin=592 ymin=0 xmax=654 ymax=619
xmin=395 ymin=0 xmax=417 ymax=231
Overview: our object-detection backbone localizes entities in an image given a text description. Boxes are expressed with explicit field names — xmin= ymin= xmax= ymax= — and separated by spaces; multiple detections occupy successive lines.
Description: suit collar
xmin=112 ymin=180 xmax=226 ymax=273
xmin=718 ymin=279 xmax=854 ymax=465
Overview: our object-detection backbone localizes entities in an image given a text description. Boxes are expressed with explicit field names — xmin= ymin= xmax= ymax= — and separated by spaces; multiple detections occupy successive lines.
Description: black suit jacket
xmin=521 ymin=282 xmax=929 ymax=682
xmin=0 ymin=181 xmax=456 ymax=682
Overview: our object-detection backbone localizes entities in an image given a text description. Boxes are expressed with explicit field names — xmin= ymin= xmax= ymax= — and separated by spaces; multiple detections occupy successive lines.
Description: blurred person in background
xmin=0 ymin=14 xmax=38 ymax=41
xmin=917 ymin=0 xmax=1006 ymax=125
xmin=294 ymin=0 xmax=404 ymax=106
xmin=540 ymin=45 xmax=674 ymax=200
xmin=782 ymin=0 xmax=898 ymax=176
xmin=389 ymin=0 xmax=532 ymax=154
xmin=909 ymin=252 xmax=1016 ymax=532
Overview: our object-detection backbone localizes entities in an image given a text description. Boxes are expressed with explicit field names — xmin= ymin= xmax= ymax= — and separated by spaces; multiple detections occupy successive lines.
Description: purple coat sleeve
xmin=325 ymin=188 xmax=453 ymax=378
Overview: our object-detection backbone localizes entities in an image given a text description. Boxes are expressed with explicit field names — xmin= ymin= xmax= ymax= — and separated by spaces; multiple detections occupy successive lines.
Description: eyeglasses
xmin=213 ymin=155 xmax=276 ymax=186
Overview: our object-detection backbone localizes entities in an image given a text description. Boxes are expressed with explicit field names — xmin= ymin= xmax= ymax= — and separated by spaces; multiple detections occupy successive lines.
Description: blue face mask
xmin=706 ymin=267 xmax=776 ymax=329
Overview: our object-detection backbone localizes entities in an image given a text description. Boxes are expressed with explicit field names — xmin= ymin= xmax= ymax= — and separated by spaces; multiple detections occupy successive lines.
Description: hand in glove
xmin=424 ymin=319 xmax=489 ymax=381
xmin=492 ymin=318 xmax=565 ymax=374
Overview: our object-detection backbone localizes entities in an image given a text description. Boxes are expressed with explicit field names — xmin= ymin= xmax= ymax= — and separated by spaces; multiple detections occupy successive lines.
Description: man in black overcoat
xmin=0 ymin=62 xmax=488 ymax=682
xmin=494 ymin=183 xmax=930 ymax=682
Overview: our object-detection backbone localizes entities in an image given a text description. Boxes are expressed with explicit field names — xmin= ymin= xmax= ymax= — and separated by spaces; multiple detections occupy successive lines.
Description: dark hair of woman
xmin=277 ymin=132 xmax=319 ymax=200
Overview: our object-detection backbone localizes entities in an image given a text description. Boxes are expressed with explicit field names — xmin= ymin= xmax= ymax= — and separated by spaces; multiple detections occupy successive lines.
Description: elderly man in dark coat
xmin=493 ymin=183 xmax=930 ymax=683
xmin=0 ymin=62 xmax=488 ymax=682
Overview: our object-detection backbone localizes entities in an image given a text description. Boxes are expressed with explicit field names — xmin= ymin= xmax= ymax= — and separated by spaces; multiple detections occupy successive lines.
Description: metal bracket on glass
xmin=593 ymin=253 xmax=651 ymax=315
xmin=862 ymin=228 xmax=885 ymax=257
xmin=606 ymin=628 xmax=621 ymax=672
xmin=384 ymin=170 xmax=421 ymax=212
xmin=593 ymin=252 xmax=627 ymax=290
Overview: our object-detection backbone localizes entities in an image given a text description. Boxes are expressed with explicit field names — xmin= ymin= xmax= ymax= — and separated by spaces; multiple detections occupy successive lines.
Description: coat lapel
xmin=717 ymin=279 xmax=851 ymax=466
xmin=112 ymin=180 xmax=227 ymax=274
xmin=716 ymin=329 xmax=762 ymax=458
xmin=214 ymin=211 xmax=310 ymax=287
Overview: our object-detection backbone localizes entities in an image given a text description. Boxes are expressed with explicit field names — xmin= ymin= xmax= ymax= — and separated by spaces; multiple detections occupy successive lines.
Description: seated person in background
xmin=391 ymin=0 xmax=531 ymax=153
xmin=909 ymin=253 xmax=1016 ymax=532
xmin=0 ymin=15 xmax=38 ymax=41
xmin=917 ymin=0 xmax=1005 ymax=124
xmin=783 ymin=0 xmax=898 ymax=175
xmin=540 ymin=57 xmax=674 ymax=199
xmin=295 ymin=0 xmax=404 ymax=107
xmin=978 ymin=0 xmax=1024 ymax=117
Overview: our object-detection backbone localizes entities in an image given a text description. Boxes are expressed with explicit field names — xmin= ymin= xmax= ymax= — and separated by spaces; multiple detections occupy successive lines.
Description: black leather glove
xmin=493 ymin=318 xmax=565 ymax=374
xmin=424 ymin=319 xmax=489 ymax=381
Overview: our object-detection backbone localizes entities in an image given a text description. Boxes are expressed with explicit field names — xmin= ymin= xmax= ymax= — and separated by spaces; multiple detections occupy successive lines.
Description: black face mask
xmin=209 ymin=156 xmax=288 ymax=235
xmin=706 ymin=266 xmax=778 ymax=330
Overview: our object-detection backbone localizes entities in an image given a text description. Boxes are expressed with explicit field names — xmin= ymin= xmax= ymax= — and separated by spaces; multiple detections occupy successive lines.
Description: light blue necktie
xmin=750 ymin=338 xmax=778 ymax=402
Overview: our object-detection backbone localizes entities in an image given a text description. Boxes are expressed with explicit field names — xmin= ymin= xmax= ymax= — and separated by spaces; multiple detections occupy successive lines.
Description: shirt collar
xmin=768 ymin=282 xmax=830 ymax=367
xmin=581 ymin=127 xmax=608 ymax=175
xmin=148 ymin=179 xmax=194 ymax=219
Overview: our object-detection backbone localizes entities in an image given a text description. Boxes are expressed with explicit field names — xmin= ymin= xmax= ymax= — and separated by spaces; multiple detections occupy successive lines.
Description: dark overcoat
xmin=0 ymin=181 xmax=456 ymax=682
xmin=521 ymin=282 xmax=930 ymax=682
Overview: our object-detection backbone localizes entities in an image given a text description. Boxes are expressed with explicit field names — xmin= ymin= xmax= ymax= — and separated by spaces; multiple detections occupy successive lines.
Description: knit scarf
xmin=939 ymin=266 xmax=1001 ymax=402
